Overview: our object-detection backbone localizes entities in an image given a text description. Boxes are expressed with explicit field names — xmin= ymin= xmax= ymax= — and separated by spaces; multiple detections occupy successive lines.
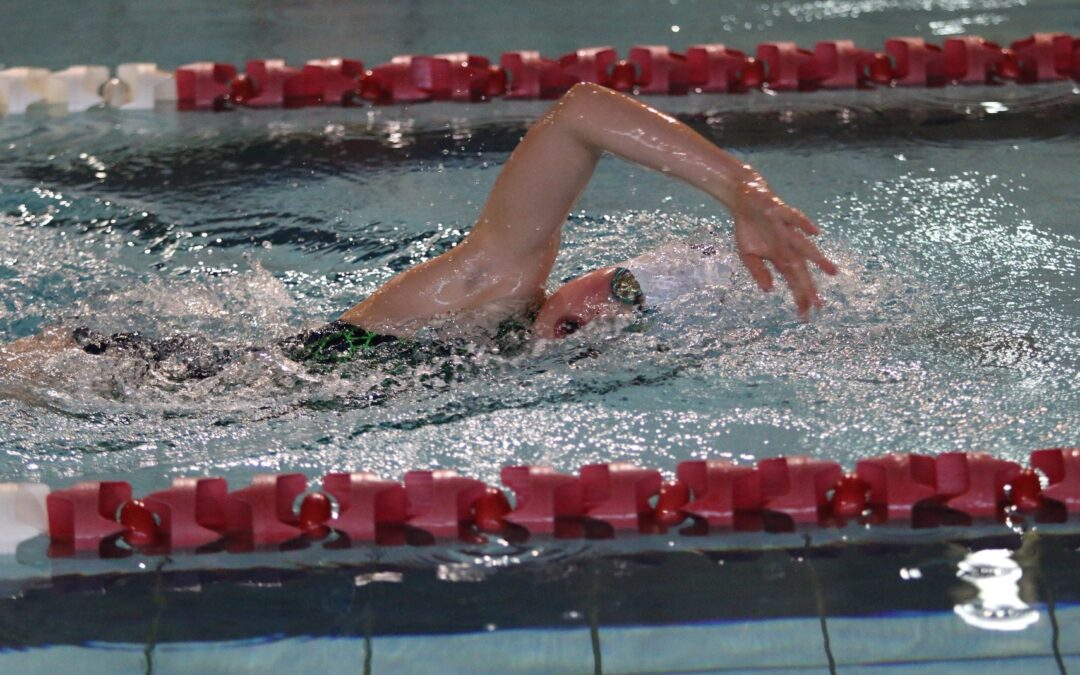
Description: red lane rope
xmin=37 ymin=447 xmax=1080 ymax=557
xmin=166 ymin=33 xmax=1080 ymax=110
xmin=3 ymin=35 xmax=1074 ymax=114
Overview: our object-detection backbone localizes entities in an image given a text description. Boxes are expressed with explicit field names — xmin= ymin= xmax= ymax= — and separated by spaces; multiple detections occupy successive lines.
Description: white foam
xmin=622 ymin=239 xmax=736 ymax=307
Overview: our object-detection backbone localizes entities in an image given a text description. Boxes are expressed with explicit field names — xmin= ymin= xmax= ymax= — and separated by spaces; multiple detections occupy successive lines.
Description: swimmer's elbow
xmin=551 ymin=83 xmax=607 ymax=128
xmin=564 ymin=81 xmax=606 ymax=99
xmin=550 ymin=83 xmax=630 ymax=154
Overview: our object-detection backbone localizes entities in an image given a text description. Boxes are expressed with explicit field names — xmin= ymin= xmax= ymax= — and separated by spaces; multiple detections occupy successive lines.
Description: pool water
xmin=0 ymin=87 xmax=1075 ymax=491
xmin=1 ymin=0 xmax=1078 ymax=672
xmin=2 ymin=531 xmax=1079 ymax=673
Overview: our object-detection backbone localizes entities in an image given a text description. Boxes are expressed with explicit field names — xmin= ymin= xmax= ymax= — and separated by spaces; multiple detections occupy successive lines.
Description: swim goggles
xmin=610 ymin=267 xmax=644 ymax=307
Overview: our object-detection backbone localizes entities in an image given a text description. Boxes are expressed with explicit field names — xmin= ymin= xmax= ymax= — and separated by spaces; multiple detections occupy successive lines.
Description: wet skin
xmin=340 ymin=83 xmax=837 ymax=339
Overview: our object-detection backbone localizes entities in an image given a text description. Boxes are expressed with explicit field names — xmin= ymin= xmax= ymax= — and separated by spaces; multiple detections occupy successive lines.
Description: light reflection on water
xmin=954 ymin=548 xmax=1039 ymax=632
xmin=0 ymin=94 xmax=1076 ymax=495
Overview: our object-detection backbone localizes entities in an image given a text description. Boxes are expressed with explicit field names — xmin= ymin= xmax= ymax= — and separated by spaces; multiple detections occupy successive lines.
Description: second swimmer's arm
xmin=342 ymin=82 xmax=836 ymax=331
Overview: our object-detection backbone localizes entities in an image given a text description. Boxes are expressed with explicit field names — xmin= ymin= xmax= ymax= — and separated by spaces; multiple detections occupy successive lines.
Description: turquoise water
xmin=0 ymin=88 xmax=1076 ymax=492
xmin=1 ymin=0 xmax=1079 ymax=671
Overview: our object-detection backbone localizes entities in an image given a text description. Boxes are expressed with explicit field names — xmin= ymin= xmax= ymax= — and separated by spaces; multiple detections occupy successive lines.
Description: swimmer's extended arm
xmin=342 ymin=82 xmax=836 ymax=331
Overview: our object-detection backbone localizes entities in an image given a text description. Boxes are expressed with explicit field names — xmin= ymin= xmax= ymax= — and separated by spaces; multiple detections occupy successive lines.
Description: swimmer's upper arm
xmin=467 ymin=83 xmax=606 ymax=275
xmin=340 ymin=85 xmax=606 ymax=331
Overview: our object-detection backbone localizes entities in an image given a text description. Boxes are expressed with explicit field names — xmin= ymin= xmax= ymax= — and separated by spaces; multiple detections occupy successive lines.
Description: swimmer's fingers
xmin=777 ymin=258 xmax=821 ymax=319
xmin=782 ymin=205 xmax=820 ymax=236
xmin=740 ymin=252 xmax=775 ymax=292
xmin=793 ymin=233 xmax=839 ymax=276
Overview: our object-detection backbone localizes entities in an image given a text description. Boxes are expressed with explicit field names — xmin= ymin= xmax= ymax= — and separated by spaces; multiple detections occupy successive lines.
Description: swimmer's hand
xmin=731 ymin=174 xmax=838 ymax=318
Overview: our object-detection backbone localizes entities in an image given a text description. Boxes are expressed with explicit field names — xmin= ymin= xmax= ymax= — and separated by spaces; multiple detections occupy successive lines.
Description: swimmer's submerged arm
xmin=342 ymin=82 xmax=836 ymax=331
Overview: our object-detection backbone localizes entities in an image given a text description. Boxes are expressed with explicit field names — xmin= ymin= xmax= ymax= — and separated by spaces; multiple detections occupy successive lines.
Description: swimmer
xmin=1 ymin=83 xmax=836 ymax=376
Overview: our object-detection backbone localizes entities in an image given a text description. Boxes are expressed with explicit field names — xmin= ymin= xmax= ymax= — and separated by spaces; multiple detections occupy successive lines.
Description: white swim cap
xmin=623 ymin=241 xmax=734 ymax=306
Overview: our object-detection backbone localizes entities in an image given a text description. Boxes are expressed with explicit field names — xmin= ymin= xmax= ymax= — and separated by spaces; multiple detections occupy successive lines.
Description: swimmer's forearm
xmin=557 ymin=83 xmax=761 ymax=205
xmin=469 ymin=83 xmax=769 ymax=261
xmin=558 ymin=84 xmax=835 ymax=317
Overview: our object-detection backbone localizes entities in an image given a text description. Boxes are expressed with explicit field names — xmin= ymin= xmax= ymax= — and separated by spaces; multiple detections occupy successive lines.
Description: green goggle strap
xmin=308 ymin=327 xmax=380 ymax=363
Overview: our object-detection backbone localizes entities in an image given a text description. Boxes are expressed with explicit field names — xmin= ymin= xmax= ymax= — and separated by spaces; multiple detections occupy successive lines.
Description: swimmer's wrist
xmin=737 ymin=166 xmax=769 ymax=193
xmin=717 ymin=166 xmax=768 ymax=206
xmin=712 ymin=167 xmax=764 ymax=206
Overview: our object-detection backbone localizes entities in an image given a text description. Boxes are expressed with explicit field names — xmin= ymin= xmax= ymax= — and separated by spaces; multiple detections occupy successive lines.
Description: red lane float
xmin=473 ymin=487 xmax=512 ymax=533
xmin=885 ymin=37 xmax=946 ymax=87
xmin=47 ymin=481 xmax=131 ymax=551
xmin=409 ymin=53 xmax=494 ymax=101
xmin=629 ymin=46 xmax=689 ymax=95
xmin=298 ymin=492 xmax=333 ymax=537
xmin=323 ymin=472 xmax=406 ymax=540
xmin=580 ymin=462 xmax=662 ymax=529
xmin=756 ymin=42 xmax=817 ymax=91
xmin=117 ymin=500 xmax=158 ymax=547
xmin=30 ymin=447 xmax=1080 ymax=558
xmin=501 ymin=465 xmax=583 ymax=533
xmin=758 ymin=456 xmax=843 ymax=522
xmin=737 ymin=58 xmax=766 ymax=89
xmin=653 ymin=480 xmax=691 ymax=525
xmin=221 ymin=473 xmax=306 ymax=546
xmin=830 ymin=474 xmax=870 ymax=518
xmin=609 ymin=60 xmax=636 ymax=91
xmin=368 ymin=52 xmax=497 ymax=103
xmin=856 ymin=453 xmax=937 ymax=519
xmin=559 ymin=47 xmax=618 ymax=87
xmin=813 ymin=40 xmax=875 ymax=89
xmin=302 ymin=58 xmax=365 ymax=105
xmin=686 ymin=44 xmax=747 ymax=92
xmin=995 ymin=49 xmax=1023 ymax=81
xmin=143 ymin=477 xmax=228 ymax=548
xmin=1008 ymin=468 xmax=1043 ymax=511
xmin=233 ymin=60 xmax=305 ymax=107
xmin=484 ymin=65 xmax=509 ymax=98
xmin=403 ymin=470 xmax=486 ymax=536
xmin=866 ymin=52 xmax=895 ymax=83
xmin=936 ymin=452 xmax=1021 ymax=517
xmin=943 ymin=36 xmax=1004 ymax=85
xmin=19 ymin=32 xmax=1080 ymax=117
xmin=1031 ymin=447 xmax=1080 ymax=511
xmin=1011 ymin=33 xmax=1073 ymax=82
xmin=6 ymin=33 xmax=1080 ymax=117
xmin=501 ymin=51 xmax=576 ymax=99
xmin=175 ymin=62 xmax=236 ymax=110
xmin=677 ymin=460 xmax=761 ymax=526
xmin=368 ymin=57 xmax=431 ymax=103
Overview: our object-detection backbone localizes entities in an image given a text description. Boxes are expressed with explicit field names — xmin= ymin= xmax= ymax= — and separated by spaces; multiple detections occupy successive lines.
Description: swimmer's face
xmin=533 ymin=267 xmax=642 ymax=339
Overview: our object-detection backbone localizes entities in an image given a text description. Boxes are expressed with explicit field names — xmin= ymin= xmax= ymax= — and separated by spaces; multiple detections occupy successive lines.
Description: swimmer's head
xmin=533 ymin=266 xmax=644 ymax=339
